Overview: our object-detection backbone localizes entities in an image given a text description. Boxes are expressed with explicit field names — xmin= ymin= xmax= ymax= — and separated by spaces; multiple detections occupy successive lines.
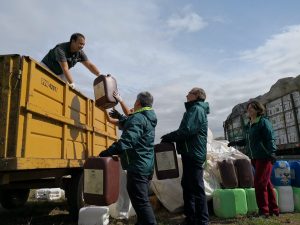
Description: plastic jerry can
xmin=213 ymin=188 xmax=247 ymax=218
xmin=234 ymin=158 xmax=254 ymax=188
xmin=218 ymin=159 xmax=238 ymax=189
xmin=83 ymin=157 xmax=120 ymax=206
xmin=245 ymin=188 xmax=258 ymax=214
xmin=276 ymin=186 xmax=294 ymax=213
xmin=93 ymin=74 xmax=118 ymax=109
xmin=293 ymin=187 xmax=300 ymax=212
xmin=78 ymin=206 xmax=109 ymax=225
xmin=271 ymin=160 xmax=291 ymax=186
xmin=154 ymin=142 xmax=179 ymax=180
xmin=290 ymin=161 xmax=300 ymax=187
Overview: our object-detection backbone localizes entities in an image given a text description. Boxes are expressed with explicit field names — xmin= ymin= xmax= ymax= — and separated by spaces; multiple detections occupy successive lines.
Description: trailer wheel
xmin=66 ymin=171 xmax=84 ymax=220
xmin=0 ymin=189 xmax=30 ymax=209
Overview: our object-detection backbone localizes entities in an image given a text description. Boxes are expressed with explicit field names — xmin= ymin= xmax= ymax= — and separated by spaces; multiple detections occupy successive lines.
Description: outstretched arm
xmin=113 ymin=91 xmax=131 ymax=116
xmin=82 ymin=60 xmax=101 ymax=76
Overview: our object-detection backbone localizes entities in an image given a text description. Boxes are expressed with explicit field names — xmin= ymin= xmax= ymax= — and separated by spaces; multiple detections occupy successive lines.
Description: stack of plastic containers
xmin=213 ymin=159 xmax=254 ymax=218
xmin=290 ymin=160 xmax=300 ymax=212
xmin=271 ymin=160 xmax=294 ymax=213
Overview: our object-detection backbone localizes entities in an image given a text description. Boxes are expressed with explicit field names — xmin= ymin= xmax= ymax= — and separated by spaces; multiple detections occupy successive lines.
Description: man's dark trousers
xmin=127 ymin=172 xmax=157 ymax=225
xmin=181 ymin=155 xmax=209 ymax=225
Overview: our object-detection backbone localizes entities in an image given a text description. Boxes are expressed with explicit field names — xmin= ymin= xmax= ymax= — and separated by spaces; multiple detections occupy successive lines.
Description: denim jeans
xmin=126 ymin=172 xmax=157 ymax=225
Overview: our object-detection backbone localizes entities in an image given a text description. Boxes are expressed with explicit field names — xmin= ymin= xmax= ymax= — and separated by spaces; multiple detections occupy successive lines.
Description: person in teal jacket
xmin=228 ymin=100 xmax=279 ymax=217
xmin=161 ymin=87 xmax=209 ymax=225
xmin=100 ymin=91 xmax=157 ymax=225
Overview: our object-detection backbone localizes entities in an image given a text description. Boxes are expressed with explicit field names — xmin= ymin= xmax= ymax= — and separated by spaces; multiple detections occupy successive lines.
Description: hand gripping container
xmin=93 ymin=74 xmax=118 ymax=109
xmin=83 ymin=157 xmax=120 ymax=206
xmin=154 ymin=142 xmax=179 ymax=180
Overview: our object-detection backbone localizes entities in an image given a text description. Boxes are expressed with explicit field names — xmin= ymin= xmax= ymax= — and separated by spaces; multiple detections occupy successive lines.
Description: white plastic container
xmin=35 ymin=188 xmax=65 ymax=201
xmin=276 ymin=186 xmax=294 ymax=213
xmin=78 ymin=206 xmax=109 ymax=225
xmin=35 ymin=188 xmax=50 ymax=200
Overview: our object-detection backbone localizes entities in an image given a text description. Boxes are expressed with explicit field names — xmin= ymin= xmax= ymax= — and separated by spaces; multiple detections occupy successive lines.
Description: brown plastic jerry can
xmin=218 ymin=159 xmax=238 ymax=189
xmin=234 ymin=158 xmax=254 ymax=188
xmin=154 ymin=142 xmax=179 ymax=180
xmin=93 ymin=74 xmax=118 ymax=109
xmin=83 ymin=157 xmax=120 ymax=206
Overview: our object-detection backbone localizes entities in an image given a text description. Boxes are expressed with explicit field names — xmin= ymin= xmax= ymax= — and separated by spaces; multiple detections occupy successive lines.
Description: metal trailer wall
xmin=0 ymin=55 xmax=118 ymax=215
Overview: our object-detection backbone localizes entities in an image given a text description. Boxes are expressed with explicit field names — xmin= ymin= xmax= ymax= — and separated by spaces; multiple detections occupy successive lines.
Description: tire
xmin=66 ymin=171 xmax=84 ymax=220
xmin=0 ymin=189 xmax=30 ymax=209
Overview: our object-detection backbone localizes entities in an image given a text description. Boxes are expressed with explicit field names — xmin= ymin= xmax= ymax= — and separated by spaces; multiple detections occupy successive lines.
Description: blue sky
xmin=1 ymin=0 xmax=300 ymax=140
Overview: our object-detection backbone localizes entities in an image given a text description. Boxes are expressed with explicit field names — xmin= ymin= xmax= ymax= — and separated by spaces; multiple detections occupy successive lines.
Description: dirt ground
xmin=1 ymin=197 xmax=300 ymax=225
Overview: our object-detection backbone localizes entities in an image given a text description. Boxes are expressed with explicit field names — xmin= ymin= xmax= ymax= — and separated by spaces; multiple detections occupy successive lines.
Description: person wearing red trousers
xmin=228 ymin=100 xmax=279 ymax=217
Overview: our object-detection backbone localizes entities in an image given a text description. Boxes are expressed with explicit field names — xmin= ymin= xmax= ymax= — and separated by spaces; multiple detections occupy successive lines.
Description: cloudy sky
xmin=1 ymin=0 xmax=300 ymax=141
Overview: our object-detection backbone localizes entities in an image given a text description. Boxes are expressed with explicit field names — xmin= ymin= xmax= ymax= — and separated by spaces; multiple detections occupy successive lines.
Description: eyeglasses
xmin=188 ymin=92 xmax=197 ymax=96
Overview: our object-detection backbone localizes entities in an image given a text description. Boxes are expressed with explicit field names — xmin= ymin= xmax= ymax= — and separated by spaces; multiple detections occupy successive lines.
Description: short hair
xmin=70 ymin=33 xmax=85 ymax=42
xmin=137 ymin=91 xmax=153 ymax=107
xmin=191 ymin=87 xmax=206 ymax=100
xmin=247 ymin=100 xmax=265 ymax=116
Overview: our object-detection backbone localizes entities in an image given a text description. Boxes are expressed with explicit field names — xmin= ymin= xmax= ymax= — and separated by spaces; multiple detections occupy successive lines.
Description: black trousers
xmin=181 ymin=155 xmax=209 ymax=225
xmin=127 ymin=172 xmax=157 ymax=225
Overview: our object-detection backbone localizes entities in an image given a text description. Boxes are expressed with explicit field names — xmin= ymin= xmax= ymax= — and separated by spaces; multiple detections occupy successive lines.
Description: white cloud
xmin=167 ymin=12 xmax=207 ymax=32
xmin=240 ymin=25 xmax=300 ymax=77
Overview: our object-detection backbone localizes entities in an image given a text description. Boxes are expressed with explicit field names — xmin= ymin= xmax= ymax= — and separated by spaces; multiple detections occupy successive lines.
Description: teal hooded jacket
xmin=244 ymin=116 xmax=277 ymax=159
xmin=162 ymin=100 xmax=210 ymax=165
xmin=105 ymin=107 xmax=157 ymax=176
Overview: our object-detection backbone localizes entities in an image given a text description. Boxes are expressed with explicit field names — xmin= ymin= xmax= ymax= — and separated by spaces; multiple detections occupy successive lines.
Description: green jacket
xmin=162 ymin=100 xmax=209 ymax=165
xmin=106 ymin=107 xmax=157 ymax=176
xmin=244 ymin=116 xmax=277 ymax=159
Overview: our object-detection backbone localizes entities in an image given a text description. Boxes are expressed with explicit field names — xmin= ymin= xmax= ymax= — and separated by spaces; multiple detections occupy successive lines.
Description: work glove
xmin=113 ymin=91 xmax=123 ymax=102
xmin=99 ymin=150 xmax=111 ymax=157
xmin=160 ymin=134 xmax=173 ymax=143
xmin=109 ymin=109 xmax=123 ymax=120
xmin=227 ymin=141 xmax=236 ymax=147
xmin=69 ymin=82 xmax=76 ymax=89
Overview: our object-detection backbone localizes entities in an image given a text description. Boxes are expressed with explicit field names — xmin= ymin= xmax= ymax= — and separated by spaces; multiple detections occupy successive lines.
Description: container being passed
xmin=84 ymin=157 xmax=120 ymax=206
xmin=93 ymin=74 xmax=118 ymax=109
xmin=154 ymin=142 xmax=179 ymax=180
